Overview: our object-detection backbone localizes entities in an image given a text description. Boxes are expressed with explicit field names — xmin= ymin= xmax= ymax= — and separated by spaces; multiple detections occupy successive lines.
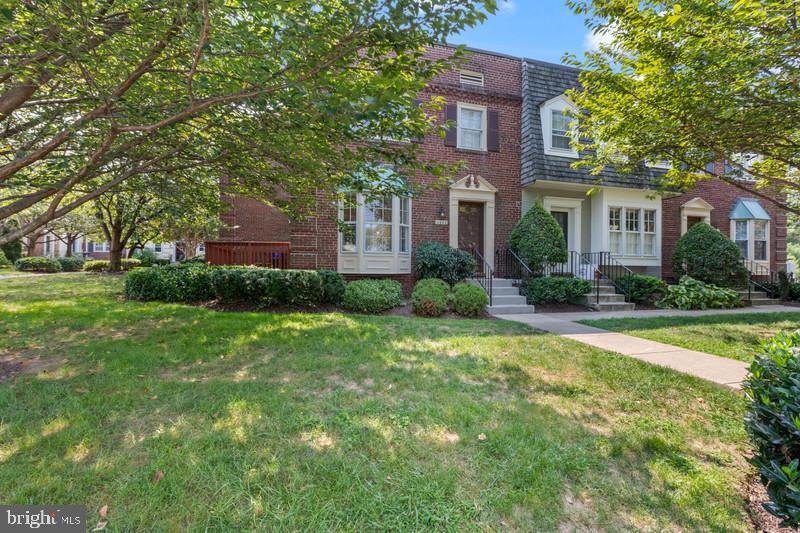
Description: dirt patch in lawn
xmin=745 ymin=473 xmax=797 ymax=533
xmin=0 ymin=351 xmax=66 ymax=382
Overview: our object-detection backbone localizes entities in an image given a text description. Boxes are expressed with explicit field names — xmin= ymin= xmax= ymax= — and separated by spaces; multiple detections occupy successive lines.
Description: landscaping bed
xmin=578 ymin=312 xmax=800 ymax=362
xmin=0 ymin=275 xmax=760 ymax=531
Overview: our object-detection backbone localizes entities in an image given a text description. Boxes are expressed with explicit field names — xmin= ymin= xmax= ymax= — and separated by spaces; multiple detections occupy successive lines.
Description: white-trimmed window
xmin=734 ymin=219 xmax=770 ymax=262
xmin=154 ymin=243 xmax=162 ymax=253
xmin=399 ymin=198 xmax=410 ymax=254
xmin=457 ymin=103 xmax=486 ymax=151
xmin=541 ymin=95 xmax=579 ymax=158
xmin=364 ymin=195 xmax=393 ymax=253
xmin=609 ymin=207 xmax=657 ymax=257
xmin=340 ymin=192 xmax=358 ymax=253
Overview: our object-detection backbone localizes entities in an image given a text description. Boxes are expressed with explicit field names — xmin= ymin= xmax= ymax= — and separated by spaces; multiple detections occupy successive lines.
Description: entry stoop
xmin=576 ymin=279 xmax=636 ymax=312
xmin=472 ymin=278 xmax=536 ymax=315
xmin=738 ymin=290 xmax=781 ymax=306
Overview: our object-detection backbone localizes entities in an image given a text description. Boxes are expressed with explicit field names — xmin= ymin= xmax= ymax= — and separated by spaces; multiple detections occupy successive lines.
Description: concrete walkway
xmin=496 ymin=306 xmax=800 ymax=389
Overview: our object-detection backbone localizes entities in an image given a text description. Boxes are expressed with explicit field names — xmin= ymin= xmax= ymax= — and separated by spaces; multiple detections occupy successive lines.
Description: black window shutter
xmin=411 ymin=99 xmax=423 ymax=143
xmin=444 ymin=103 xmax=458 ymax=147
xmin=487 ymin=109 xmax=500 ymax=152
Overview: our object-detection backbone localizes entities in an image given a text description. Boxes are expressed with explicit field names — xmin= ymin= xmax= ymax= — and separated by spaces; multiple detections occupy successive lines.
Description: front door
xmin=551 ymin=210 xmax=569 ymax=248
xmin=458 ymin=201 xmax=485 ymax=254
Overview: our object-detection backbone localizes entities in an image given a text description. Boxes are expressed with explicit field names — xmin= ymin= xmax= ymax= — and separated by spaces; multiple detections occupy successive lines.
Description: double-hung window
xmin=340 ymin=192 xmax=358 ymax=253
xmin=734 ymin=220 xmax=749 ymax=258
xmin=551 ymin=110 xmax=572 ymax=150
xmin=457 ymin=104 xmax=486 ymax=151
xmin=754 ymin=220 xmax=768 ymax=261
xmin=154 ymin=243 xmax=162 ymax=253
xmin=609 ymin=207 xmax=658 ymax=257
xmin=399 ymin=198 xmax=410 ymax=254
xmin=364 ymin=195 xmax=393 ymax=252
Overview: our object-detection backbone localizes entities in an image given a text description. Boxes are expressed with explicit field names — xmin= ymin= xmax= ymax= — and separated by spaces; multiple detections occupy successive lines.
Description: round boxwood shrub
xmin=0 ymin=249 xmax=11 ymax=268
xmin=83 ymin=258 xmax=141 ymax=272
xmin=124 ymin=264 xmax=215 ymax=302
xmin=415 ymin=241 xmax=477 ymax=286
xmin=318 ymin=269 xmax=346 ymax=305
xmin=508 ymin=203 xmax=568 ymax=274
xmin=520 ymin=276 xmax=591 ymax=304
xmin=411 ymin=278 xmax=450 ymax=317
xmin=658 ymin=276 xmax=741 ymax=310
xmin=616 ymin=274 xmax=667 ymax=304
xmin=452 ymin=283 xmax=488 ymax=317
xmin=672 ymin=222 xmax=749 ymax=288
xmin=744 ymin=331 xmax=800 ymax=527
xmin=133 ymin=249 xmax=158 ymax=267
xmin=341 ymin=279 xmax=403 ymax=313
xmin=57 ymin=256 xmax=85 ymax=272
xmin=14 ymin=256 xmax=61 ymax=273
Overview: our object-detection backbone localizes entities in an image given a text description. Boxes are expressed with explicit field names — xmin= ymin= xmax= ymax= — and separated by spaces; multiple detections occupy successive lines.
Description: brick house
xmin=216 ymin=45 xmax=786 ymax=300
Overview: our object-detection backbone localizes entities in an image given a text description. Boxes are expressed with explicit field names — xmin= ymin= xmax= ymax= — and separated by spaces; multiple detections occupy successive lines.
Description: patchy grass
xmin=579 ymin=312 xmax=800 ymax=363
xmin=0 ymin=275 xmax=752 ymax=531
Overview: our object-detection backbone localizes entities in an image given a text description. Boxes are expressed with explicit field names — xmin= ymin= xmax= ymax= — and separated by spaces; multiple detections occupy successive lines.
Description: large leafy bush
xmin=452 ymin=283 xmax=488 ymax=317
xmin=658 ymin=276 xmax=741 ymax=310
xmin=508 ymin=203 xmax=568 ymax=274
xmin=14 ymin=256 xmax=61 ymax=272
xmin=1 ymin=239 xmax=22 ymax=263
xmin=133 ymin=249 xmax=159 ymax=267
xmin=744 ymin=331 xmax=800 ymax=527
xmin=411 ymin=278 xmax=450 ymax=317
xmin=520 ymin=276 xmax=591 ymax=304
xmin=57 ymin=256 xmax=85 ymax=272
xmin=341 ymin=279 xmax=403 ymax=313
xmin=0 ymin=249 xmax=10 ymax=268
xmin=672 ymin=222 xmax=748 ymax=287
xmin=415 ymin=241 xmax=476 ymax=286
xmin=211 ymin=268 xmax=329 ymax=307
xmin=318 ymin=269 xmax=347 ymax=306
xmin=125 ymin=264 xmax=215 ymax=302
xmin=616 ymin=274 xmax=667 ymax=304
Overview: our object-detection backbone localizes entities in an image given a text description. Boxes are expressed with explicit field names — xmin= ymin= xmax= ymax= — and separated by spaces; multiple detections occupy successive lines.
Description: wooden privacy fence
xmin=205 ymin=241 xmax=291 ymax=269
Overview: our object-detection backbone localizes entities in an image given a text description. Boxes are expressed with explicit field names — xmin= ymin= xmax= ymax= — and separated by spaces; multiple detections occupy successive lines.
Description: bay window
xmin=608 ymin=207 xmax=657 ymax=257
xmin=733 ymin=218 xmax=770 ymax=262
xmin=338 ymin=193 xmax=412 ymax=274
xmin=734 ymin=220 xmax=748 ymax=258
xmin=754 ymin=220 xmax=768 ymax=261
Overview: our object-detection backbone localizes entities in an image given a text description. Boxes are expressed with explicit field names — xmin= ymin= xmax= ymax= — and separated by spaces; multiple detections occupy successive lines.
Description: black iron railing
xmin=740 ymin=259 xmax=778 ymax=299
xmin=495 ymin=247 xmax=583 ymax=280
xmin=470 ymin=248 xmax=494 ymax=306
xmin=580 ymin=251 xmax=635 ymax=304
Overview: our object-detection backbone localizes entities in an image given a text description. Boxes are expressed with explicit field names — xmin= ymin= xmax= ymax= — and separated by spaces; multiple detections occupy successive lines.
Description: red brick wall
xmin=661 ymin=165 xmax=787 ymax=279
xmin=221 ymin=45 xmax=522 ymax=288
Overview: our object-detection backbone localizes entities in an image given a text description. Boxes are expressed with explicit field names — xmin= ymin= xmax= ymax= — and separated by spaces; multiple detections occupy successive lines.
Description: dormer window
xmin=541 ymin=95 xmax=579 ymax=158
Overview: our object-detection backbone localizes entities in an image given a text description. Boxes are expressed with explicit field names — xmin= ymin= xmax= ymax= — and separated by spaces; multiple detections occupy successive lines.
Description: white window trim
xmin=337 ymin=193 xmax=412 ymax=274
xmin=541 ymin=95 xmax=579 ymax=159
xmin=730 ymin=219 xmax=770 ymax=264
xmin=608 ymin=206 xmax=659 ymax=258
xmin=456 ymin=102 xmax=487 ymax=152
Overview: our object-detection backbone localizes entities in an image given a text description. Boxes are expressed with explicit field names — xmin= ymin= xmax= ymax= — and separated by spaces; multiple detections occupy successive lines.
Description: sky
xmin=453 ymin=0 xmax=605 ymax=64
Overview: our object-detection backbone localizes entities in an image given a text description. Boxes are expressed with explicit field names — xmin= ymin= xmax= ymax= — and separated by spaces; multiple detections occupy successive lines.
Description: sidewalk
xmin=495 ymin=309 xmax=799 ymax=389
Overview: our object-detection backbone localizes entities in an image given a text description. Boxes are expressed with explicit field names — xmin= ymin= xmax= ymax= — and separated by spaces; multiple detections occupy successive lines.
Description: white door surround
xmin=680 ymin=197 xmax=714 ymax=235
xmin=449 ymin=175 xmax=497 ymax=268
xmin=542 ymin=196 xmax=583 ymax=253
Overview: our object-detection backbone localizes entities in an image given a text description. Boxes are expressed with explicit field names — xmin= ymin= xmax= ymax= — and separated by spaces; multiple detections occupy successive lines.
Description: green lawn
xmin=578 ymin=312 xmax=800 ymax=363
xmin=0 ymin=275 xmax=752 ymax=531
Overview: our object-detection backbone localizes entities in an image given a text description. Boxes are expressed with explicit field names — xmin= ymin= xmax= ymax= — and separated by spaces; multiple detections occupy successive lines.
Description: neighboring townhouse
xmin=213 ymin=45 xmax=786 ymax=298
xmin=28 ymin=236 xmax=204 ymax=262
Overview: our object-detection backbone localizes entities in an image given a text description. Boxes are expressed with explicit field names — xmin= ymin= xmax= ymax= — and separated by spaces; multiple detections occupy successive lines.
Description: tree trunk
xmin=109 ymin=228 xmax=124 ymax=271
xmin=24 ymin=229 xmax=44 ymax=256
xmin=65 ymin=235 xmax=74 ymax=257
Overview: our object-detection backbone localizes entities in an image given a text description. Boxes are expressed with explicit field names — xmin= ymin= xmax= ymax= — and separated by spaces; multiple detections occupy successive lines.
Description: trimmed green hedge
xmin=520 ymin=276 xmax=591 ymax=304
xmin=415 ymin=241 xmax=476 ymax=286
xmin=210 ymin=267 xmax=345 ymax=307
xmin=14 ymin=256 xmax=61 ymax=272
xmin=342 ymin=279 xmax=403 ymax=313
xmin=658 ymin=276 xmax=741 ymax=310
xmin=508 ymin=203 xmax=568 ymax=274
xmin=411 ymin=278 xmax=450 ymax=317
xmin=452 ymin=283 xmax=488 ymax=317
xmin=744 ymin=331 xmax=800 ymax=527
xmin=616 ymin=274 xmax=667 ymax=304
xmin=124 ymin=264 xmax=215 ymax=302
xmin=672 ymin=222 xmax=748 ymax=287
xmin=57 ymin=256 xmax=85 ymax=272
xmin=84 ymin=259 xmax=141 ymax=272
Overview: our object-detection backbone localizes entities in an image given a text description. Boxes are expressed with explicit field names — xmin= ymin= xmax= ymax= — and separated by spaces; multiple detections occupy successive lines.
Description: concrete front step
xmin=488 ymin=304 xmax=536 ymax=315
xmin=738 ymin=290 xmax=769 ymax=299
xmin=588 ymin=302 xmax=636 ymax=311
xmin=748 ymin=298 xmax=782 ymax=306
xmin=493 ymin=286 xmax=522 ymax=297
xmin=491 ymin=294 xmax=528 ymax=306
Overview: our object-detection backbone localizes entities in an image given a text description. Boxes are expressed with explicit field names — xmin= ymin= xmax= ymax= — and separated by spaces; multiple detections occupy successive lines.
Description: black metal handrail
xmin=470 ymin=248 xmax=494 ymax=306
xmin=740 ymin=259 xmax=778 ymax=299
xmin=581 ymin=251 xmax=635 ymax=304
xmin=494 ymin=246 xmax=532 ymax=284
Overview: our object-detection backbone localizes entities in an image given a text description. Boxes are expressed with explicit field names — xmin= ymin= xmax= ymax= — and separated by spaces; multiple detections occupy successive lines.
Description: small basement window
xmin=459 ymin=70 xmax=485 ymax=87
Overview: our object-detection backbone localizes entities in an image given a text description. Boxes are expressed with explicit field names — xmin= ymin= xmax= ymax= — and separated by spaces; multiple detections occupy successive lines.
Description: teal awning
xmin=729 ymin=198 xmax=771 ymax=220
